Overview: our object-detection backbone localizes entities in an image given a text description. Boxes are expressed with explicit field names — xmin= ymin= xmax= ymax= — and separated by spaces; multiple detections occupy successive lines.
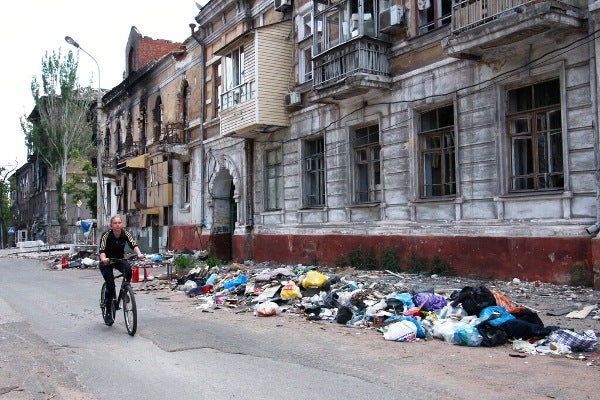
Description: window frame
xmin=352 ymin=124 xmax=381 ymax=204
xmin=418 ymin=104 xmax=456 ymax=198
xmin=506 ymin=78 xmax=564 ymax=192
xmin=181 ymin=162 xmax=190 ymax=208
xmin=303 ymin=137 xmax=325 ymax=207
xmin=417 ymin=0 xmax=452 ymax=35
xmin=265 ymin=147 xmax=283 ymax=211
xmin=220 ymin=46 xmax=252 ymax=111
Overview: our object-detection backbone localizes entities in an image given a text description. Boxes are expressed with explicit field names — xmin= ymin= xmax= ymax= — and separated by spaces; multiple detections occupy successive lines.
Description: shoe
xmin=104 ymin=306 xmax=114 ymax=325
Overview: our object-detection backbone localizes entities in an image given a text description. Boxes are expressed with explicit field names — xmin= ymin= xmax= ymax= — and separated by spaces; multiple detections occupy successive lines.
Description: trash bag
xmin=413 ymin=292 xmax=447 ymax=311
xmin=450 ymin=285 xmax=496 ymax=316
xmin=547 ymin=329 xmax=597 ymax=352
xmin=477 ymin=323 xmax=508 ymax=347
xmin=335 ymin=306 xmax=354 ymax=324
xmin=281 ymin=282 xmax=302 ymax=299
xmin=301 ymin=270 xmax=328 ymax=288
xmin=454 ymin=325 xmax=483 ymax=347
xmin=383 ymin=320 xmax=418 ymax=342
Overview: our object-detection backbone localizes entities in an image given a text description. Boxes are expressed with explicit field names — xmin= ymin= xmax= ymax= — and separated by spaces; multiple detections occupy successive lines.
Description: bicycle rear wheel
xmin=122 ymin=285 xmax=137 ymax=336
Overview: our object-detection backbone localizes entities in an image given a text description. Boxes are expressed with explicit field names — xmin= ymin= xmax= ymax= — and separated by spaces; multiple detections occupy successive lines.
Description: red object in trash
xmin=132 ymin=266 xmax=139 ymax=283
xmin=61 ymin=255 xmax=67 ymax=269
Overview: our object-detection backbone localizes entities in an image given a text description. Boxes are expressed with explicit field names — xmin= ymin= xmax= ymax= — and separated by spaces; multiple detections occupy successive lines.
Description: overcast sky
xmin=0 ymin=0 xmax=204 ymax=171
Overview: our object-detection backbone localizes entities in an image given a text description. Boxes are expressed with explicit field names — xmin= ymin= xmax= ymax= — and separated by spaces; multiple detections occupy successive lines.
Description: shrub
xmin=570 ymin=264 xmax=593 ymax=287
xmin=381 ymin=248 xmax=400 ymax=272
xmin=205 ymin=256 xmax=222 ymax=268
xmin=173 ymin=254 xmax=196 ymax=272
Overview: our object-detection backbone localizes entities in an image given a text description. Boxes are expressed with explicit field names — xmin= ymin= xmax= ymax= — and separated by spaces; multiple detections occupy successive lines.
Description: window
xmin=181 ymin=80 xmax=190 ymax=143
xmin=265 ymin=148 xmax=283 ymax=210
xmin=103 ymin=128 xmax=111 ymax=160
xmin=115 ymin=122 xmax=122 ymax=155
xmin=153 ymin=96 xmax=163 ymax=141
xmin=299 ymin=44 xmax=313 ymax=83
xmin=139 ymin=102 xmax=147 ymax=151
xmin=315 ymin=0 xmax=384 ymax=54
xmin=354 ymin=124 xmax=381 ymax=203
xmin=304 ymin=138 xmax=325 ymax=206
xmin=417 ymin=0 xmax=452 ymax=34
xmin=298 ymin=11 xmax=313 ymax=40
xmin=419 ymin=105 xmax=456 ymax=198
xmin=182 ymin=162 xmax=190 ymax=207
xmin=221 ymin=47 xmax=248 ymax=110
xmin=507 ymin=79 xmax=563 ymax=191
xmin=213 ymin=62 xmax=222 ymax=115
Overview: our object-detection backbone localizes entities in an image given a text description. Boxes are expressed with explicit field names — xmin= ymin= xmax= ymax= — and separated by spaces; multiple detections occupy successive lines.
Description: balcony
xmin=442 ymin=0 xmax=585 ymax=60
xmin=312 ymin=37 xmax=391 ymax=100
xmin=217 ymin=22 xmax=294 ymax=138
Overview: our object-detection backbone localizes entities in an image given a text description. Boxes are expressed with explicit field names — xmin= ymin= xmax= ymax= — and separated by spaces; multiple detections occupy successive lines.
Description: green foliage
xmin=21 ymin=48 xmax=95 ymax=241
xmin=406 ymin=253 xmax=429 ymax=274
xmin=64 ymin=160 xmax=97 ymax=218
xmin=174 ymin=255 xmax=196 ymax=272
xmin=205 ymin=256 xmax=222 ymax=268
xmin=429 ymin=255 xmax=456 ymax=276
xmin=381 ymin=248 xmax=400 ymax=272
xmin=335 ymin=246 xmax=377 ymax=270
xmin=569 ymin=264 xmax=593 ymax=287
xmin=405 ymin=253 xmax=455 ymax=276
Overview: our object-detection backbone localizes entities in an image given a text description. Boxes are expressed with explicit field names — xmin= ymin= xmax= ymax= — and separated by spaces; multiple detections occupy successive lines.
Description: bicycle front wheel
xmin=122 ymin=285 xmax=137 ymax=336
xmin=100 ymin=282 xmax=114 ymax=326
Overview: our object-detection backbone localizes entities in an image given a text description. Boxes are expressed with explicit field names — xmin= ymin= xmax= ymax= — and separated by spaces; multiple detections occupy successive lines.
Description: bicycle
xmin=99 ymin=258 xmax=137 ymax=336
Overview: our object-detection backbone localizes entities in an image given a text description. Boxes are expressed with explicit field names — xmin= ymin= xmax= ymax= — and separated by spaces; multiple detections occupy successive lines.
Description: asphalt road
xmin=1 ymin=256 xmax=599 ymax=400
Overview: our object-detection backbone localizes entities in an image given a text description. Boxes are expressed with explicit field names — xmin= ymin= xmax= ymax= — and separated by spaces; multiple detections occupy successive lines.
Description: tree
xmin=0 ymin=164 xmax=17 ymax=248
xmin=21 ymin=49 xmax=94 ymax=242
xmin=64 ymin=159 xmax=97 ymax=218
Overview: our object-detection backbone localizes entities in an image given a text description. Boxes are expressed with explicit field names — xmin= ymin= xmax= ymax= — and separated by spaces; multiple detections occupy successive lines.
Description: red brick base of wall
xmin=169 ymin=225 xmax=597 ymax=287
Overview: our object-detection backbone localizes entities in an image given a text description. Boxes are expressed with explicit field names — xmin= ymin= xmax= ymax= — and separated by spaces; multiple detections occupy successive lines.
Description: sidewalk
xmin=0 ymin=243 xmax=94 ymax=258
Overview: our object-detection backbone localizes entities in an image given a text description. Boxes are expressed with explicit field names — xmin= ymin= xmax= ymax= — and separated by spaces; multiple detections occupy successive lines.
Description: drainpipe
xmin=588 ymin=2 xmax=600 ymax=289
xmin=189 ymin=24 xmax=207 ymax=234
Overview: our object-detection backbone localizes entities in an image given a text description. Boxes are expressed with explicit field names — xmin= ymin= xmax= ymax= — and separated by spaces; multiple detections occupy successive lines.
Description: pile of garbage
xmin=173 ymin=261 xmax=599 ymax=355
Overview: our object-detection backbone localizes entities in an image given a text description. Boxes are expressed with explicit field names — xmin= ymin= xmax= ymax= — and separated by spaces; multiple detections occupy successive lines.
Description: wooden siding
xmin=219 ymin=21 xmax=294 ymax=135
xmin=255 ymin=22 xmax=294 ymax=127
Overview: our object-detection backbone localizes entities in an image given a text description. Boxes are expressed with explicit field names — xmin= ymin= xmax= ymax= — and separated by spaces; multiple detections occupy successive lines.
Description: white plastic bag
xmin=383 ymin=320 xmax=418 ymax=342
xmin=255 ymin=301 xmax=280 ymax=317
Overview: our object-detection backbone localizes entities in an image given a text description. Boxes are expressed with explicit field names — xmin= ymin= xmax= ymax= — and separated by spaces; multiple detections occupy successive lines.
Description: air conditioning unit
xmin=285 ymin=91 xmax=301 ymax=107
xmin=114 ymin=186 xmax=123 ymax=196
xmin=379 ymin=5 xmax=405 ymax=33
xmin=274 ymin=0 xmax=292 ymax=12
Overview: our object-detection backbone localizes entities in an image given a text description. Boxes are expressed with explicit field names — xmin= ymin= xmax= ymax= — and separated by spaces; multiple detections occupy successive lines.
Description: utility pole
xmin=65 ymin=36 xmax=106 ymax=234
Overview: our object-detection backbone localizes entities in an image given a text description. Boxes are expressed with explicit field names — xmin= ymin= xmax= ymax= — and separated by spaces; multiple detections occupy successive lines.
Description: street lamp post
xmin=64 ymin=36 xmax=106 ymax=236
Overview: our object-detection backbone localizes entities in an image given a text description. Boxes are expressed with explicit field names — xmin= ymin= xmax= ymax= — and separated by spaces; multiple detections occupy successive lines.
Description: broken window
xmin=419 ymin=105 xmax=456 ymax=198
xmin=153 ymin=96 xmax=163 ymax=141
xmin=417 ymin=0 xmax=452 ymax=35
xmin=182 ymin=162 xmax=190 ymax=208
xmin=507 ymin=79 xmax=563 ymax=191
xmin=304 ymin=137 xmax=325 ymax=206
xmin=265 ymin=148 xmax=283 ymax=211
xmin=353 ymin=124 xmax=381 ymax=203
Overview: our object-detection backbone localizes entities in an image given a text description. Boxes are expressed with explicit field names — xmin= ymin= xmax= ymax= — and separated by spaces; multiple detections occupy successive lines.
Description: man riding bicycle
xmin=98 ymin=215 xmax=144 ymax=324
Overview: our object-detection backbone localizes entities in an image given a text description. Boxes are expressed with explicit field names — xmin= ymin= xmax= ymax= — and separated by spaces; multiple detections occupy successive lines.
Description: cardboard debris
xmin=564 ymin=304 xmax=598 ymax=319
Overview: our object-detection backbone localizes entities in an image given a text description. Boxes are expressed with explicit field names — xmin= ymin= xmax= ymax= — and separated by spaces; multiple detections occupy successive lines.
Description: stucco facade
xmin=98 ymin=0 xmax=600 ymax=286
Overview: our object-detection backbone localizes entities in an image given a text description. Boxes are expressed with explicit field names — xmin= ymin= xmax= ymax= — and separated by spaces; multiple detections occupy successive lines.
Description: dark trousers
xmin=100 ymin=260 xmax=132 ymax=306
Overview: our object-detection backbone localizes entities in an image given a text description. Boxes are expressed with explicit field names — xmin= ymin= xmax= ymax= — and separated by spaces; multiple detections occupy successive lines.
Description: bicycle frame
xmin=100 ymin=258 xmax=138 ymax=336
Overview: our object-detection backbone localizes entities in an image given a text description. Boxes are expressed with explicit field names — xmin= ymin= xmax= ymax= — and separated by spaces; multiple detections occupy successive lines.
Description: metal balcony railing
xmin=451 ymin=0 xmax=535 ymax=33
xmin=313 ymin=37 xmax=390 ymax=89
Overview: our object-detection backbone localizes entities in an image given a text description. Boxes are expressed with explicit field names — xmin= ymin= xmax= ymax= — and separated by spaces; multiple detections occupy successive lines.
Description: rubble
xmin=32 ymin=248 xmax=600 ymax=359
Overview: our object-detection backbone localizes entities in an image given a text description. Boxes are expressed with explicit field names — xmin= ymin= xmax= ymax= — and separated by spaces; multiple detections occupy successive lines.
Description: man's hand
xmin=101 ymin=258 xmax=109 ymax=265
xmin=136 ymin=253 xmax=145 ymax=260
